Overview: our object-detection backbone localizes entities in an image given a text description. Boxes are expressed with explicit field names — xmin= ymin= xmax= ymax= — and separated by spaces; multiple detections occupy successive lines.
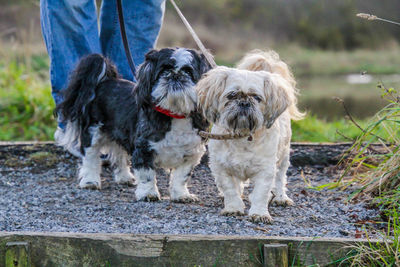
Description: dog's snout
xmin=172 ymin=72 xmax=180 ymax=80
xmin=239 ymin=101 xmax=251 ymax=108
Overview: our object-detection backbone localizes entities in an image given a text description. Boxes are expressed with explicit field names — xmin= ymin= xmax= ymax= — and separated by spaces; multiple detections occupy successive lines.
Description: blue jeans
xmin=40 ymin=0 xmax=165 ymax=106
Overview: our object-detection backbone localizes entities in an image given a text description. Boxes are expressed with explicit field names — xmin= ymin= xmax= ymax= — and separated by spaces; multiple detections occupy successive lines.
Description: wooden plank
xmin=5 ymin=242 xmax=30 ymax=267
xmin=0 ymin=232 xmax=383 ymax=266
xmin=264 ymin=244 xmax=288 ymax=267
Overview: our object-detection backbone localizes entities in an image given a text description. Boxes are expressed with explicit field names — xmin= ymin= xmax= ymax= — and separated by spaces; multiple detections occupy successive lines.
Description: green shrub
xmin=0 ymin=61 xmax=56 ymax=141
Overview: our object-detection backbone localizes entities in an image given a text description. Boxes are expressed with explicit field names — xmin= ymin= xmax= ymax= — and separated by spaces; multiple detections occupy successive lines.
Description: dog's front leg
xmin=248 ymin=170 xmax=275 ymax=223
xmin=169 ymin=164 xmax=198 ymax=203
xmin=213 ymin=169 xmax=245 ymax=216
xmin=132 ymin=141 xmax=160 ymax=202
xmin=133 ymin=168 xmax=160 ymax=201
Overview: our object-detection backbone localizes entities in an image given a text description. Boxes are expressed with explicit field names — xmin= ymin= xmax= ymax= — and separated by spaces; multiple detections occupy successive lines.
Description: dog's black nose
xmin=239 ymin=101 xmax=250 ymax=108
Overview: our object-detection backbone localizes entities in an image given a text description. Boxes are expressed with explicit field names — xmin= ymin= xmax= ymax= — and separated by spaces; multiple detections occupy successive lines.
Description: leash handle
xmin=169 ymin=0 xmax=217 ymax=68
xmin=116 ymin=0 xmax=137 ymax=78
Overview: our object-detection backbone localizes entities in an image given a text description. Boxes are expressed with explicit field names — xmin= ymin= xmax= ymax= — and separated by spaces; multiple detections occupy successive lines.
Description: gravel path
xmin=0 ymin=143 xmax=380 ymax=238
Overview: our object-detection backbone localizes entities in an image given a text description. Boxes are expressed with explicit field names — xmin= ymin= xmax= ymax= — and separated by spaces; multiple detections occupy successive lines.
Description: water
xmin=297 ymin=74 xmax=400 ymax=120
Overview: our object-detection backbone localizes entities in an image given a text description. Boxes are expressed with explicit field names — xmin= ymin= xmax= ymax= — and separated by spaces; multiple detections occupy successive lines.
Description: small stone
xmin=339 ymin=229 xmax=350 ymax=236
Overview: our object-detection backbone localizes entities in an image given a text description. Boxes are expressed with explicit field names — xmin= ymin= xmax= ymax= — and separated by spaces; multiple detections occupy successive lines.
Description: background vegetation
xmin=0 ymin=0 xmax=399 ymax=142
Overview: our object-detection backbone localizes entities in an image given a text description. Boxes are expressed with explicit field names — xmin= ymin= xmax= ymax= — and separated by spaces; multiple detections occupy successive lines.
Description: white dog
xmin=196 ymin=50 xmax=303 ymax=223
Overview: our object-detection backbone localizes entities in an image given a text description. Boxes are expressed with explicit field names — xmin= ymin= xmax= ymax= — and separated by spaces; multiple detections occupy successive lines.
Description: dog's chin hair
xmin=152 ymin=80 xmax=197 ymax=114
xmin=218 ymin=105 xmax=263 ymax=134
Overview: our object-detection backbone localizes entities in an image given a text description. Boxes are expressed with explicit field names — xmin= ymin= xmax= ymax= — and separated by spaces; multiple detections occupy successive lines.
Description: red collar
xmin=152 ymin=105 xmax=186 ymax=119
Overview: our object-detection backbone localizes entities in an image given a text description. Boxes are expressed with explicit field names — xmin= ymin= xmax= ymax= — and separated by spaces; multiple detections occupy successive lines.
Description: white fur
xmin=148 ymin=118 xmax=205 ymax=202
xmin=151 ymin=81 xmax=197 ymax=115
xmin=78 ymin=124 xmax=103 ymax=189
xmin=196 ymin=50 xmax=301 ymax=223
xmin=54 ymin=122 xmax=82 ymax=158
xmin=209 ymin=113 xmax=292 ymax=222
xmin=97 ymin=62 xmax=107 ymax=83
xmin=60 ymin=124 xmax=135 ymax=189
xmin=134 ymin=168 xmax=160 ymax=201
xmin=171 ymin=48 xmax=193 ymax=70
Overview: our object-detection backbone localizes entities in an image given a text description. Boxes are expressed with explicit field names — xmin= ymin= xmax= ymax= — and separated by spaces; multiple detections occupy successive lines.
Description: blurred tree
xmin=2 ymin=0 xmax=400 ymax=50
xmin=173 ymin=0 xmax=400 ymax=50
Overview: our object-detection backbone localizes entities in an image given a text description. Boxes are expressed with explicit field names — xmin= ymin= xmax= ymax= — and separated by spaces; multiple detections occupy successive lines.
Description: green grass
xmin=291 ymin=115 xmax=368 ymax=142
xmin=326 ymin=84 xmax=400 ymax=265
xmin=0 ymin=60 xmax=56 ymax=141
xmin=338 ymin=210 xmax=400 ymax=266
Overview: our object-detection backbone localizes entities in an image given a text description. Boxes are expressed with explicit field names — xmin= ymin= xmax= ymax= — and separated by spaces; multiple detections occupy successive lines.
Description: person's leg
xmin=40 ymin=0 xmax=101 ymax=107
xmin=99 ymin=0 xmax=165 ymax=81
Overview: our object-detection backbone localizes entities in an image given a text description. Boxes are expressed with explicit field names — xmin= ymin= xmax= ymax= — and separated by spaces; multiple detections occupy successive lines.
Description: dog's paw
xmin=248 ymin=214 xmax=273 ymax=224
xmin=135 ymin=182 xmax=160 ymax=202
xmin=171 ymin=194 xmax=199 ymax=203
xmin=136 ymin=190 xmax=161 ymax=202
xmin=115 ymin=174 xmax=135 ymax=187
xmin=79 ymin=177 xmax=101 ymax=190
xmin=114 ymin=168 xmax=136 ymax=186
xmin=272 ymin=195 xmax=294 ymax=206
xmin=141 ymin=194 xmax=161 ymax=202
xmin=120 ymin=179 xmax=135 ymax=187
xmin=137 ymin=194 xmax=161 ymax=202
xmin=221 ymin=208 xmax=245 ymax=217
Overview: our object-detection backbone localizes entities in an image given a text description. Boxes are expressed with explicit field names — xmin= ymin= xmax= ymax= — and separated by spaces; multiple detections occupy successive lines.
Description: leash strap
xmin=199 ymin=131 xmax=253 ymax=141
xmin=169 ymin=0 xmax=217 ymax=68
xmin=116 ymin=0 xmax=137 ymax=77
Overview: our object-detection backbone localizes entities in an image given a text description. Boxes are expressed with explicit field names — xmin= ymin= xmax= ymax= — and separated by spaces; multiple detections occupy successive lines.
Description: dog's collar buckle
xmin=152 ymin=105 xmax=186 ymax=119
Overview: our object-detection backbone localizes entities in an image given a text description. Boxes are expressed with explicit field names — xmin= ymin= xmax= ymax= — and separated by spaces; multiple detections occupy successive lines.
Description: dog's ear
xmin=195 ymin=67 xmax=229 ymax=123
xmin=188 ymin=50 xmax=212 ymax=81
xmin=134 ymin=49 xmax=158 ymax=108
xmin=262 ymin=73 xmax=291 ymax=128
xmin=197 ymin=53 xmax=212 ymax=78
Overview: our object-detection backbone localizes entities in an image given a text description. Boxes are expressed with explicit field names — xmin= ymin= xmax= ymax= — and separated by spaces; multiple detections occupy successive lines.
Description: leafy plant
xmin=0 ymin=60 xmax=56 ymax=141
xmin=332 ymin=13 xmax=400 ymax=266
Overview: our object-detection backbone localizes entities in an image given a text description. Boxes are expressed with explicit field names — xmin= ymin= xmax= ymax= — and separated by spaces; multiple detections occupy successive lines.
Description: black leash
xmin=116 ymin=0 xmax=137 ymax=78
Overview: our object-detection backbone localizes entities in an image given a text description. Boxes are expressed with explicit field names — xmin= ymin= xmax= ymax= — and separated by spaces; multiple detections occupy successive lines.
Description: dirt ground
xmin=0 ymin=142 xmax=381 ymax=238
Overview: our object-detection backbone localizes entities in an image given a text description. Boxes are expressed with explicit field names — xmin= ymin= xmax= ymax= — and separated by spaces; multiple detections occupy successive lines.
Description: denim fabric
xmin=40 ymin=0 xmax=165 ymax=107
xmin=100 ymin=0 xmax=165 ymax=81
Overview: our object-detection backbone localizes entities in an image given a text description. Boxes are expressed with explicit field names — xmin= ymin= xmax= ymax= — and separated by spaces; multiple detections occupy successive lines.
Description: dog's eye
xmin=252 ymin=95 xmax=262 ymax=102
xmin=162 ymin=65 xmax=174 ymax=72
xmin=227 ymin=91 xmax=237 ymax=99
xmin=181 ymin=66 xmax=193 ymax=76
xmin=180 ymin=66 xmax=194 ymax=80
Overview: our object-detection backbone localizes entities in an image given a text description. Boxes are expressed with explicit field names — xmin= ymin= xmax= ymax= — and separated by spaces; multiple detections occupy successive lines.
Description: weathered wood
xmin=0 ymin=232 xmax=383 ymax=267
xmin=264 ymin=244 xmax=288 ymax=267
xmin=5 ymin=242 xmax=30 ymax=267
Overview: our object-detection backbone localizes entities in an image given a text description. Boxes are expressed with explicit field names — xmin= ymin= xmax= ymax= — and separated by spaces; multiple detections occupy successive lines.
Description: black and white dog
xmin=55 ymin=47 xmax=210 ymax=202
